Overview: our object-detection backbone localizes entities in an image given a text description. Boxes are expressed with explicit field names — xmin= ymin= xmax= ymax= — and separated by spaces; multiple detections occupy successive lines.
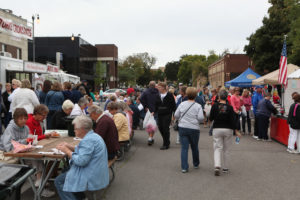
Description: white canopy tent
xmin=252 ymin=64 xmax=299 ymax=85
xmin=284 ymin=68 xmax=300 ymax=114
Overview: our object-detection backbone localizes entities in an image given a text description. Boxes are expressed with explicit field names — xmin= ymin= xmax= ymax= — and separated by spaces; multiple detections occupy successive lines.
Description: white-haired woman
xmin=70 ymin=97 xmax=89 ymax=116
xmin=50 ymin=100 xmax=74 ymax=130
xmin=55 ymin=115 xmax=109 ymax=200
xmin=11 ymin=79 xmax=40 ymax=115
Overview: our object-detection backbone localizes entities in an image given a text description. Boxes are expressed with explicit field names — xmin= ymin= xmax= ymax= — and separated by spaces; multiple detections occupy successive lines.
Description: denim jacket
xmin=63 ymin=130 xmax=109 ymax=192
xmin=45 ymin=91 xmax=64 ymax=111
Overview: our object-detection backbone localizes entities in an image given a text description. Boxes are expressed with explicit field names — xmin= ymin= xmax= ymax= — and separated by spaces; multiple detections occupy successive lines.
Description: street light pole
xmin=32 ymin=14 xmax=39 ymax=62
xmin=32 ymin=15 xmax=35 ymax=62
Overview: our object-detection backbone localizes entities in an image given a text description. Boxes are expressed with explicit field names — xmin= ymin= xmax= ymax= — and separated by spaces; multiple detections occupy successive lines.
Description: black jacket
xmin=209 ymin=102 xmax=236 ymax=130
xmin=156 ymin=92 xmax=176 ymax=115
xmin=288 ymin=103 xmax=300 ymax=129
xmin=140 ymin=88 xmax=160 ymax=113
xmin=50 ymin=110 xmax=68 ymax=130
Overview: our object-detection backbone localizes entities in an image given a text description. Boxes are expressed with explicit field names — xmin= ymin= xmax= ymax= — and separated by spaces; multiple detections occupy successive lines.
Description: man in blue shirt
xmin=251 ymin=86 xmax=263 ymax=139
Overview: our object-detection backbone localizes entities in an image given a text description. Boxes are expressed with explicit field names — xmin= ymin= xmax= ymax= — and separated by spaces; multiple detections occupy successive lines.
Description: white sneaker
xmin=35 ymin=179 xmax=41 ymax=187
xmin=287 ymin=148 xmax=298 ymax=154
xmin=252 ymin=135 xmax=258 ymax=139
xmin=41 ymin=188 xmax=56 ymax=198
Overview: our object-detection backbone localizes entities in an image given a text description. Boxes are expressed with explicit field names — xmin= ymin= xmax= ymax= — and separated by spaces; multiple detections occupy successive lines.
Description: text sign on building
xmin=0 ymin=16 xmax=32 ymax=40
xmin=47 ymin=63 xmax=59 ymax=73
xmin=0 ymin=56 xmax=23 ymax=71
xmin=24 ymin=61 xmax=47 ymax=73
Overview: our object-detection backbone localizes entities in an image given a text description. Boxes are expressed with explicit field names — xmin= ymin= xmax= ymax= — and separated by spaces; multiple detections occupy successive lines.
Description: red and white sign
xmin=0 ymin=16 xmax=32 ymax=40
xmin=47 ymin=63 xmax=59 ymax=73
xmin=24 ymin=61 xmax=47 ymax=73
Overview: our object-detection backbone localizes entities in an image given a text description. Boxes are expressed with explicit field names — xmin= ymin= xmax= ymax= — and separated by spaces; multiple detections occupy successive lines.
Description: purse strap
xmin=178 ymin=102 xmax=195 ymax=122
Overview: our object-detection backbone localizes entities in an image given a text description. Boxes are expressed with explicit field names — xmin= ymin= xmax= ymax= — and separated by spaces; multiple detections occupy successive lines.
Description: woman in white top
xmin=11 ymin=79 xmax=40 ymax=115
xmin=70 ymin=97 xmax=89 ymax=116
xmin=174 ymin=87 xmax=204 ymax=173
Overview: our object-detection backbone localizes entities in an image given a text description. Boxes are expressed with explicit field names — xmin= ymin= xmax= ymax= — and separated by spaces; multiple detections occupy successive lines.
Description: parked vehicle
xmin=103 ymin=89 xmax=126 ymax=98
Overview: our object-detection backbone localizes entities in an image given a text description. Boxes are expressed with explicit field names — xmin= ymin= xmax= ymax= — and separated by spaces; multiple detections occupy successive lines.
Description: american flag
xmin=278 ymin=40 xmax=287 ymax=86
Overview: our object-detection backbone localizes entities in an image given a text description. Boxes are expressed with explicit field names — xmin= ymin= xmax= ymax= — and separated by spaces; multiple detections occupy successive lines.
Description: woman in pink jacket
xmin=241 ymin=89 xmax=252 ymax=135
xmin=230 ymin=87 xmax=243 ymax=132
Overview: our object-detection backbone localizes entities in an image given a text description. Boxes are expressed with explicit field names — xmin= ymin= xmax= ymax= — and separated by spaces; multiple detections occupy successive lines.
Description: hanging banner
xmin=24 ymin=61 xmax=47 ymax=73
xmin=47 ymin=63 xmax=59 ymax=73
xmin=0 ymin=16 xmax=33 ymax=40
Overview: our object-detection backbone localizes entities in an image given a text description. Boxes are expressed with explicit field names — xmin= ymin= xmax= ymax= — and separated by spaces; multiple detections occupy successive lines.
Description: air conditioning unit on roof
xmin=0 ymin=51 xmax=12 ymax=58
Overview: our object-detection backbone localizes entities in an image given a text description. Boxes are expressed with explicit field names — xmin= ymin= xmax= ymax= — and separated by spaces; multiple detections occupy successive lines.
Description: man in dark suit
xmin=156 ymin=82 xmax=176 ymax=150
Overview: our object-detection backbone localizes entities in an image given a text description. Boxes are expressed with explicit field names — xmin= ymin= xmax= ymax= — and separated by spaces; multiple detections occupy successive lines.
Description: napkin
xmin=51 ymin=148 xmax=65 ymax=155
xmin=38 ymin=152 xmax=55 ymax=155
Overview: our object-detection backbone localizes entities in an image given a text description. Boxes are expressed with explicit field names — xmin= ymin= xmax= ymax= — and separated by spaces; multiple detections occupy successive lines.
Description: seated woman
xmin=55 ymin=115 xmax=109 ymax=200
xmin=70 ymin=97 xmax=89 ymax=116
xmin=51 ymin=100 xmax=74 ymax=130
xmin=107 ymin=102 xmax=130 ymax=142
xmin=0 ymin=108 xmax=29 ymax=163
xmin=26 ymin=104 xmax=53 ymax=140
xmin=26 ymin=104 xmax=56 ymax=195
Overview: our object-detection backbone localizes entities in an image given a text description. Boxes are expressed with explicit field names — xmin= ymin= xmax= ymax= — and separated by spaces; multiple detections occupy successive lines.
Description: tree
xmin=165 ymin=61 xmax=180 ymax=81
xmin=177 ymin=52 xmax=219 ymax=86
xmin=119 ymin=52 xmax=157 ymax=86
xmin=94 ymin=61 xmax=106 ymax=91
xmin=244 ymin=0 xmax=292 ymax=74
xmin=118 ymin=65 xmax=135 ymax=87
xmin=287 ymin=0 xmax=300 ymax=66
xmin=152 ymin=69 xmax=165 ymax=82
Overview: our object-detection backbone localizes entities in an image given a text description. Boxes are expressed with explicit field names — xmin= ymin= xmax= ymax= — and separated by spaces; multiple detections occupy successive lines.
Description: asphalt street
xmin=22 ymin=125 xmax=300 ymax=200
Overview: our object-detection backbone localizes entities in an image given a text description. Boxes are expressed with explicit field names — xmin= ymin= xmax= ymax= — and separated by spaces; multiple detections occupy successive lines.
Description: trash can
xmin=65 ymin=116 xmax=76 ymax=137
xmin=0 ymin=164 xmax=35 ymax=200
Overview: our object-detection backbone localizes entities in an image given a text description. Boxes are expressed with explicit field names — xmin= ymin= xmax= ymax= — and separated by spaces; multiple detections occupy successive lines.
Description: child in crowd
xmin=0 ymin=108 xmax=29 ymax=163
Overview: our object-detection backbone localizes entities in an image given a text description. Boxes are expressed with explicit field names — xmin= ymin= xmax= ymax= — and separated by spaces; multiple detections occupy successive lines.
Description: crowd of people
xmin=0 ymin=77 xmax=299 ymax=198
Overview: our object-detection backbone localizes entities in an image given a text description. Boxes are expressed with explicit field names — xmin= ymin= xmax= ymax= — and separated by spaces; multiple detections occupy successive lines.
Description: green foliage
xmin=94 ymin=61 xmax=106 ymax=90
xmin=165 ymin=61 xmax=180 ymax=81
xmin=118 ymin=52 xmax=157 ymax=86
xmin=177 ymin=52 xmax=219 ymax=85
xmin=118 ymin=65 xmax=135 ymax=87
xmin=287 ymin=0 xmax=300 ymax=65
xmin=152 ymin=69 xmax=165 ymax=82
xmin=244 ymin=0 xmax=297 ymax=74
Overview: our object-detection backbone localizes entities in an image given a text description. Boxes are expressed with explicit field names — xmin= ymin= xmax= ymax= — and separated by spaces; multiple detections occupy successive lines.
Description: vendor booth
xmin=225 ymin=68 xmax=261 ymax=87
xmin=252 ymin=64 xmax=299 ymax=85
xmin=252 ymin=64 xmax=299 ymax=146
xmin=284 ymin=69 xmax=300 ymax=113
xmin=0 ymin=56 xmax=80 ymax=91
xmin=0 ymin=56 xmax=24 ymax=91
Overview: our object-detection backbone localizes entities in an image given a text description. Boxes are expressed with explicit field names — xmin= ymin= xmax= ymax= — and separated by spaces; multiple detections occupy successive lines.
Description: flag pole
xmin=282 ymin=34 xmax=287 ymax=115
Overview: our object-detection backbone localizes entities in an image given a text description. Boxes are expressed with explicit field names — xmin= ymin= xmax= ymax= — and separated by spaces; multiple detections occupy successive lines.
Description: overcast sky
xmin=3 ymin=0 xmax=270 ymax=67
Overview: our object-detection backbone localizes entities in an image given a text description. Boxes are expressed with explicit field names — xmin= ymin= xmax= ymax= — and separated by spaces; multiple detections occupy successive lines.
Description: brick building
xmin=95 ymin=44 xmax=118 ymax=89
xmin=208 ymin=54 xmax=253 ymax=89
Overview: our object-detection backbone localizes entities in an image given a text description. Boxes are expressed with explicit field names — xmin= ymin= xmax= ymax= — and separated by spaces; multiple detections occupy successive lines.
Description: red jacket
xmin=26 ymin=114 xmax=45 ymax=140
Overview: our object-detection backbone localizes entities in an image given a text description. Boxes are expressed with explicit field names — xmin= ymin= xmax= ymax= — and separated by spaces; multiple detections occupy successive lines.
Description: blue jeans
xmin=179 ymin=127 xmax=200 ymax=170
xmin=55 ymin=172 xmax=85 ymax=200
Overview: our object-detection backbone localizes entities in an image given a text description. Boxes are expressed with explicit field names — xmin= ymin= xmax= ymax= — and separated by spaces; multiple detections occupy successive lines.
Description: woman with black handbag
xmin=174 ymin=87 xmax=204 ymax=173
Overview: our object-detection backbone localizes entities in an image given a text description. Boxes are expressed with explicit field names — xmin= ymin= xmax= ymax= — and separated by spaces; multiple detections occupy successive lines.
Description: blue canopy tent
xmin=225 ymin=68 xmax=261 ymax=87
